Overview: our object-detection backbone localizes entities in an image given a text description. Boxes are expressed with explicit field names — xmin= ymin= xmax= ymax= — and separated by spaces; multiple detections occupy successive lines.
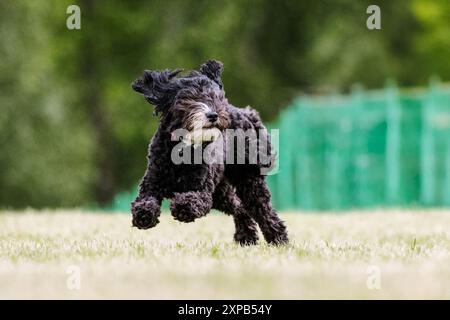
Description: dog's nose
xmin=206 ymin=112 xmax=218 ymax=122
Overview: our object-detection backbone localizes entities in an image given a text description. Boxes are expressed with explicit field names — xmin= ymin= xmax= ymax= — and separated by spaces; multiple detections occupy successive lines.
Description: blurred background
xmin=1 ymin=0 xmax=450 ymax=211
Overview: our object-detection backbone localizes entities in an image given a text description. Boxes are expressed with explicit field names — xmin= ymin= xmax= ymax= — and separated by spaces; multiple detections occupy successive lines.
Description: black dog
xmin=131 ymin=60 xmax=288 ymax=245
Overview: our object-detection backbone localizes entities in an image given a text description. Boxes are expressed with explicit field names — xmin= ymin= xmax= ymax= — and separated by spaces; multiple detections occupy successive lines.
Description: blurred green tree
xmin=0 ymin=1 xmax=94 ymax=207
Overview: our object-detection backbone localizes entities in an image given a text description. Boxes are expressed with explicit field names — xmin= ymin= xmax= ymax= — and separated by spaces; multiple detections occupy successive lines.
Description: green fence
xmin=268 ymin=81 xmax=450 ymax=211
xmin=110 ymin=81 xmax=450 ymax=212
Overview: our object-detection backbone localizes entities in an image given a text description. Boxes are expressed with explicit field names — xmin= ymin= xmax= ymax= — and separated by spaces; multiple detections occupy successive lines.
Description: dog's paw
xmin=132 ymin=211 xmax=159 ymax=229
xmin=131 ymin=199 xmax=160 ymax=229
xmin=170 ymin=201 xmax=198 ymax=223
xmin=265 ymin=230 xmax=289 ymax=246
xmin=170 ymin=193 xmax=206 ymax=223
xmin=234 ymin=233 xmax=259 ymax=246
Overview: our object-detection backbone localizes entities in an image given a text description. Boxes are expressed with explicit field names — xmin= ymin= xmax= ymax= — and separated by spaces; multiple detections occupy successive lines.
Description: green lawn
xmin=0 ymin=210 xmax=449 ymax=299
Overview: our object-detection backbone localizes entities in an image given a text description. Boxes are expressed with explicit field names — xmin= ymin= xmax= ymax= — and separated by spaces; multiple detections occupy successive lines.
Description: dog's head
xmin=132 ymin=60 xmax=229 ymax=133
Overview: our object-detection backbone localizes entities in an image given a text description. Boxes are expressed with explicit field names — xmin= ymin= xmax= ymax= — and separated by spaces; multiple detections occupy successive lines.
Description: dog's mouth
xmin=202 ymin=120 xmax=217 ymax=129
xmin=180 ymin=116 xmax=225 ymax=147
xmin=186 ymin=127 xmax=222 ymax=146
xmin=171 ymin=127 xmax=222 ymax=147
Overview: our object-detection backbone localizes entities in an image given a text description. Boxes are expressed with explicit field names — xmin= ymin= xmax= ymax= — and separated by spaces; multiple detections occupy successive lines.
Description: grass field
xmin=0 ymin=210 xmax=449 ymax=299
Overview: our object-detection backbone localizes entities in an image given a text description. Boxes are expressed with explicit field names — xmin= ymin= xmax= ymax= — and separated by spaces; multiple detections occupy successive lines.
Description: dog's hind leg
xmin=213 ymin=182 xmax=259 ymax=245
xmin=232 ymin=211 xmax=259 ymax=245
xmin=235 ymin=176 xmax=289 ymax=245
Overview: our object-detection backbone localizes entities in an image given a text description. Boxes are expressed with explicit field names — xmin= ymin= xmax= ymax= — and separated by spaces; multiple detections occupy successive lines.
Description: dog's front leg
xmin=170 ymin=191 xmax=213 ymax=223
xmin=131 ymin=165 xmax=163 ymax=229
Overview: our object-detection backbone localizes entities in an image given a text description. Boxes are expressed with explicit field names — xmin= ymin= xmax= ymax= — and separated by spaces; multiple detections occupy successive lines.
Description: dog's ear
xmin=200 ymin=60 xmax=223 ymax=88
xmin=132 ymin=69 xmax=182 ymax=112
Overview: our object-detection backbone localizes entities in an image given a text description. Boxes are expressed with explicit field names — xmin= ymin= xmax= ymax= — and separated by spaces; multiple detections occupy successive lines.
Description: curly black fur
xmin=131 ymin=60 xmax=288 ymax=245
